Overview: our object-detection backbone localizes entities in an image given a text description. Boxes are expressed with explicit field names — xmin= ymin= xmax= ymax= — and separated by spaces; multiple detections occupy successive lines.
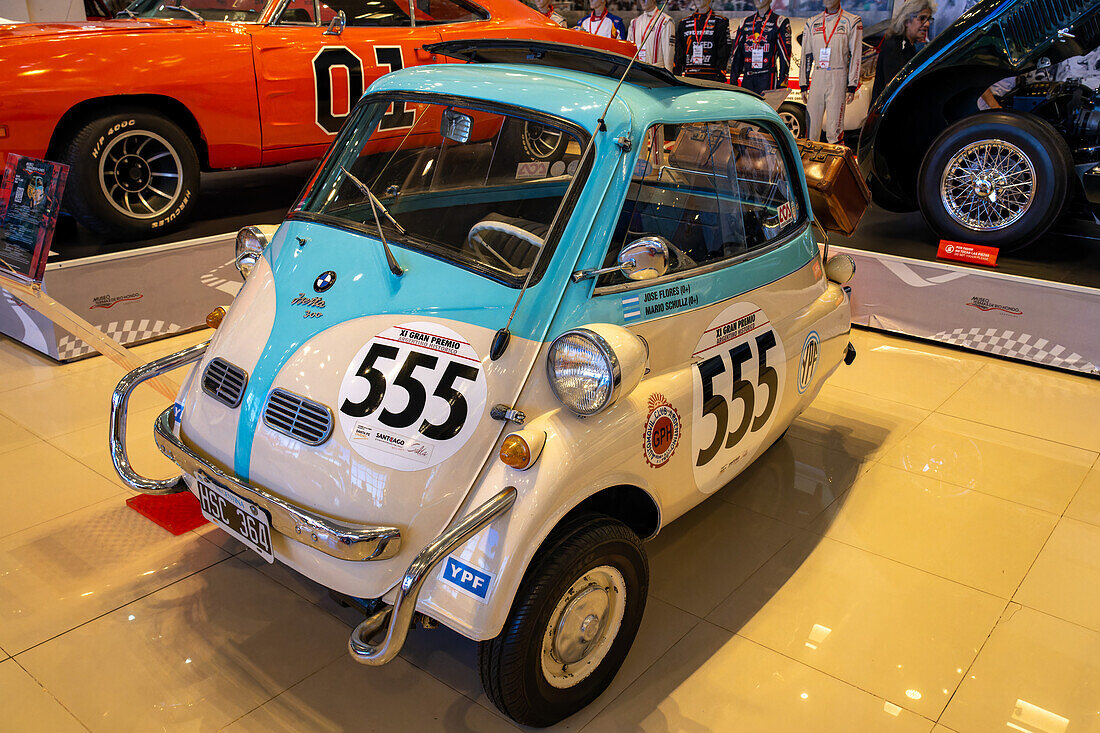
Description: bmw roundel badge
xmin=313 ymin=271 xmax=337 ymax=292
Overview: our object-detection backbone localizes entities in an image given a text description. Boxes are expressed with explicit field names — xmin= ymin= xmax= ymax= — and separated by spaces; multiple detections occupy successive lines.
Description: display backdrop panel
xmin=836 ymin=245 xmax=1100 ymax=376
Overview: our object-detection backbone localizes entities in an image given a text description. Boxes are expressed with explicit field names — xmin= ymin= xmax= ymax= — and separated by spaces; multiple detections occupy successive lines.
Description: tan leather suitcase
xmin=796 ymin=139 xmax=871 ymax=237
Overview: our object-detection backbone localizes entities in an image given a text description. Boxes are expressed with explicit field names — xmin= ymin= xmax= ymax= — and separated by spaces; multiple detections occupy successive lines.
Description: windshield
xmin=121 ymin=0 xmax=268 ymax=22
xmin=293 ymin=96 xmax=590 ymax=287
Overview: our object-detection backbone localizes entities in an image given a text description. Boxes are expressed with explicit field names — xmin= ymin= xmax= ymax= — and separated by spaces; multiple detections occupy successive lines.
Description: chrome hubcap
xmin=98 ymin=130 xmax=183 ymax=220
xmin=541 ymin=565 xmax=626 ymax=689
xmin=940 ymin=139 xmax=1035 ymax=232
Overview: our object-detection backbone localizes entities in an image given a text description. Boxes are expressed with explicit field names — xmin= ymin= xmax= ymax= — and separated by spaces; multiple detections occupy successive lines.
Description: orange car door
xmin=249 ymin=0 xmax=444 ymax=164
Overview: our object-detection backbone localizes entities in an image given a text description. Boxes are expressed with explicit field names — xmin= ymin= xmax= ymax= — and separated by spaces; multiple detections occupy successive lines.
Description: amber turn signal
xmin=499 ymin=434 xmax=531 ymax=469
xmin=205 ymin=306 xmax=227 ymax=329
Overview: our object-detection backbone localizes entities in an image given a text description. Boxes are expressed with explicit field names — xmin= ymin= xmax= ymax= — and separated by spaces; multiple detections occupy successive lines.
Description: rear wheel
xmin=917 ymin=111 xmax=1070 ymax=250
xmin=478 ymin=514 xmax=648 ymax=728
xmin=497 ymin=118 xmax=570 ymax=170
xmin=778 ymin=102 xmax=808 ymax=139
xmin=59 ymin=110 xmax=200 ymax=240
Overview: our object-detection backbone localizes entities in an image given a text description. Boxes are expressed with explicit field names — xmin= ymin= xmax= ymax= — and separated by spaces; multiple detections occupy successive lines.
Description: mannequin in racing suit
xmin=576 ymin=0 xmax=627 ymax=40
xmin=673 ymin=0 xmax=731 ymax=82
xmin=730 ymin=0 xmax=792 ymax=93
xmin=628 ymin=0 xmax=674 ymax=71
xmin=799 ymin=0 xmax=862 ymax=143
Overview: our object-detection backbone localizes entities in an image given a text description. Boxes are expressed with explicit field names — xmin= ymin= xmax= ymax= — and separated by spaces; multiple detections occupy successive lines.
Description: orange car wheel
xmin=60 ymin=111 xmax=200 ymax=241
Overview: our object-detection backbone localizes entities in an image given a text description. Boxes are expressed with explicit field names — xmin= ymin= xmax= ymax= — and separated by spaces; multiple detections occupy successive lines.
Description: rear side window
xmin=598 ymin=121 xmax=802 ymax=288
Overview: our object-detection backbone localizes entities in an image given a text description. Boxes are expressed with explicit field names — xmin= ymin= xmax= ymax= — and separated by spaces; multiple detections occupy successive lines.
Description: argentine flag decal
xmin=622 ymin=295 xmax=641 ymax=323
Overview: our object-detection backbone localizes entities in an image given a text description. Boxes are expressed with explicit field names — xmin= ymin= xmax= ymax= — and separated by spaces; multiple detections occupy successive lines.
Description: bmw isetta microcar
xmin=111 ymin=41 xmax=856 ymax=727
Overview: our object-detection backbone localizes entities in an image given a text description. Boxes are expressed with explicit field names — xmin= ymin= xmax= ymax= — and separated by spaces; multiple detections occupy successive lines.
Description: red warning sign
xmin=936 ymin=240 xmax=999 ymax=267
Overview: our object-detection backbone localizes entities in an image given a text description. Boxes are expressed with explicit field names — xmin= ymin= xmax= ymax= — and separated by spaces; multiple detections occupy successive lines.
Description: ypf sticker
xmin=337 ymin=322 xmax=487 ymax=471
xmin=691 ymin=302 xmax=786 ymax=490
xmin=797 ymin=331 xmax=820 ymax=394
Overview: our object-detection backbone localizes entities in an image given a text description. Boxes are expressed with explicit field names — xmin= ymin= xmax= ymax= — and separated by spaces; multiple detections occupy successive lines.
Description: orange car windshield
xmin=293 ymin=97 xmax=591 ymax=288
xmin=124 ymin=0 xmax=269 ymax=22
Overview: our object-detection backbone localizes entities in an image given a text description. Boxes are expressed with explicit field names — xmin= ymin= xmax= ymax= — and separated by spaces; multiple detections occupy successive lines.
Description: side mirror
xmin=572 ymin=236 xmax=671 ymax=283
xmin=323 ymin=9 xmax=345 ymax=35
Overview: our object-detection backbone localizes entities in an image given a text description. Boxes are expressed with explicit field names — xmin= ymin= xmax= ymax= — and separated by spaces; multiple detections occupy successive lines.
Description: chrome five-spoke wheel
xmin=940 ymin=139 xmax=1036 ymax=232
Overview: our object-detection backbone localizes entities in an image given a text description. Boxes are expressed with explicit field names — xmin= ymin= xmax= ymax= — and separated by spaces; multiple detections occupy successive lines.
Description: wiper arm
xmin=163 ymin=4 xmax=205 ymax=23
xmin=117 ymin=7 xmax=137 ymax=17
xmin=341 ymin=166 xmax=404 ymax=277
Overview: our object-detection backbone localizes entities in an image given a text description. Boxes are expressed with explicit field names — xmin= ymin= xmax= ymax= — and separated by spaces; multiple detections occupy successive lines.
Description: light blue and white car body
xmin=112 ymin=41 xmax=854 ymax=726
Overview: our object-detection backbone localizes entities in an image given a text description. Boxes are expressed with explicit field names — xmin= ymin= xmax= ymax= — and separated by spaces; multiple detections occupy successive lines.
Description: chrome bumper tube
xmin=111 ymin=343 xmax=402 ymax=562
xmin=110 ymin=341 xmax=209 ymax=495
xmin=349 ymin=486 xmax=517 ymax=666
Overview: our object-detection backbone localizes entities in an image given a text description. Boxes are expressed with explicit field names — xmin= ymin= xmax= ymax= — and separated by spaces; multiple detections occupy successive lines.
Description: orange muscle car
xmin=0 ymin=0 xmax=632 ymax=240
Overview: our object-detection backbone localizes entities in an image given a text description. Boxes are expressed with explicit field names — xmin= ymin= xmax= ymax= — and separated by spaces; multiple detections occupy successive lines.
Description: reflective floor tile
xmin=1066 ymin=467 xmax=1100 ymax=527
xmin=938 ymin=361 xmax=1100 ymax=453
xmin=223 ymin=653 xmax=519 ymax=733
xmin=941 ymin=606 xmax=1099 ymax=733
xmin=716 ymin=435 xmax=869 ymax=528
xmin=708 ymin=533 xmax=1005 ymax=719
xmin=49 ymin=405 xmax=178 ymax=490
xmin=881 ymin=413 xmax=1095 ymax=514
xmin=810 ymin=463 xmax=1057 ymax=598
xmin=0 ymin=659 xmax=85 ymax=732
xmin=1013 ymin=518 xmax=1100 ymax=632
xmin=399 ymin=596 xmax=698 ymax=731
xmin=0 ymin=362 xmax=171 ymax=439
xmin=0 ymin=498 xmax=229 ymax=654
xmin=236 ymin=552 xmax=365 ymax=629
xmin=826 ymin=330 xmax=984 ymax=411
xmin=0 ymin=411 xmax=38 ymax=455
xmin=17 ymin=558 xmax=349 ymax=732
xmin=127 ymin=328 xmax=212 ymax=361
xmin=0 ymin=335 xmax=115 ymax=394
xmin=0 ymin=442 xmax=124 ymax=539
xmin=585 ymin=622 xmax=934 ymax=733
xmin=647 ymin=500 xmax=797 ymax=617
xmin=789 ymin=384 xmax=929 ymax=461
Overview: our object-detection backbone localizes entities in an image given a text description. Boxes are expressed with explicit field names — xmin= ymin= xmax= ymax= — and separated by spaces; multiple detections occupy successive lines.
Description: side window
xmin=598 ymin=120 xmax=802 ymax=288
xmin=277 ymin=0 xmax=317 ymax=24
xmin=319 ymin=0 xmax=485 ymax=27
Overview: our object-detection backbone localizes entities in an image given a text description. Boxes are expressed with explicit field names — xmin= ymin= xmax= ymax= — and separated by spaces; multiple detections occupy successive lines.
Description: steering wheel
xmin=467 ymin=220 xmax=545 ymax=274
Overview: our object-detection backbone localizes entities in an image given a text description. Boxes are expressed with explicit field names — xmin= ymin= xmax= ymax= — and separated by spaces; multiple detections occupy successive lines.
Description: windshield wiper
xmin=163 ymin=4 xmax=205 ymax=23
xmin=117 ymin=7 xmax=137 ymax=17
xmin=341 ymin=166 xmax=404 ymax=277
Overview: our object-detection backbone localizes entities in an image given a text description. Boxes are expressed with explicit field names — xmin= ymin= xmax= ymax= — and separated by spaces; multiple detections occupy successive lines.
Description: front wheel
xmin=478 ymin=514 xmax=648 ymax=728
xmin=59 ymin=110 xmax=200 ymax=241
xmin=917 ymin=111 xmax=1071 ymax=250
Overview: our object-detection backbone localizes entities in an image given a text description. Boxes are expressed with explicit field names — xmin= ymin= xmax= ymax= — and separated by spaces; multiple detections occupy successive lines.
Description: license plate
xmin=196 ymin=477 xmax=274 ymax=563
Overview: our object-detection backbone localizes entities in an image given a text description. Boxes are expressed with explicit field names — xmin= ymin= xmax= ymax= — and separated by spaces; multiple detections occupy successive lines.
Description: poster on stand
xmin=0 ymin=154 xmax=68 ymax=283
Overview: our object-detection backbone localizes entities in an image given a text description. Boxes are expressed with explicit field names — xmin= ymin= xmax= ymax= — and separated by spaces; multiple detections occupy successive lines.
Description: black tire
xmin=59 ymin=110 xmax=200 ymax=241
xmin=478 ymin=513 xmax=648 ymax=728
xmin=917 ymin=111 xmax=1071 ymax=251
xmin=778 ymin=102 xmax=808 ymax=140
xmin=497 ymin=118 xmax=570 ymax=168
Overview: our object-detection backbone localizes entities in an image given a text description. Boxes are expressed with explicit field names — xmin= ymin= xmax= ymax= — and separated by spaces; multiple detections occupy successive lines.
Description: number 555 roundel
xmin=0 ymin=0 xmax=632 ymax=240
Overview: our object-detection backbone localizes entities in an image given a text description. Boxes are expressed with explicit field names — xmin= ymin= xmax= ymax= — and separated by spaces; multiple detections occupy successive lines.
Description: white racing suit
xmin=799 ymin=9 xmax=862 ymax=143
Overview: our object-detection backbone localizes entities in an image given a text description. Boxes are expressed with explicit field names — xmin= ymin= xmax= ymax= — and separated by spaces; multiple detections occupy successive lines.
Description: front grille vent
xmin=202 ymin=358 xmax=247 ymax=408
xmin=263 ymin=389 xmax=333 ymax=446
xmin=998 ymin=0 xmax=1091 ymax=58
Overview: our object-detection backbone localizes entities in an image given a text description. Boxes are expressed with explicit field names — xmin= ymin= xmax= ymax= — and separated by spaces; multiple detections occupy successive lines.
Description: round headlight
xmin=547 ymin=329 xmax=621 ymax=417
xmin=235 ymin=226 xmax=269 ymax=279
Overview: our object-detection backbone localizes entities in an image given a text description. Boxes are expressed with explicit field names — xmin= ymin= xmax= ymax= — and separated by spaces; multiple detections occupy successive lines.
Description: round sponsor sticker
xmin=336 ymin=322 xmax=487 ymax=471
xmin=691 ymin=302 xmax=786 ymax=490
xmin=797 ymin=331 xmax=820 ymax=394
xmin=643 ymin=393 xmax=680 ymax=468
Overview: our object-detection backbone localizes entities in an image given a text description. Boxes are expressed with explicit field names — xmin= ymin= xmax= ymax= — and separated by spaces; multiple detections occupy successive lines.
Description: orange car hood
xmin=0 ymin=18 xmax=211 ymax=41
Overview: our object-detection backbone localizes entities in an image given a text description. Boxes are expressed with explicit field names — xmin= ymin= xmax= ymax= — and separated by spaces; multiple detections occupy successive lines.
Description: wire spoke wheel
xmin=98 ymin=130 xmax=183 ymax=220
xmin=940 ymin=138 xmax=1035 ymax=232
xmin=540 ymin=565 xmax=626 ymax=690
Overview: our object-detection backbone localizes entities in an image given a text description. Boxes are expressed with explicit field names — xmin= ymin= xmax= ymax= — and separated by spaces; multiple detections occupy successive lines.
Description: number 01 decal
xmin=337 ymin=322 xmax=488 ymax=471
xmin=691 ymin=302 xmax=785 ymax=491
xmin=313 ymin=46 xmax=414 ymax=135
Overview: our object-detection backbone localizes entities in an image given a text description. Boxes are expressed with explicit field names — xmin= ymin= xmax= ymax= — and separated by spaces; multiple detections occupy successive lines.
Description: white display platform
xmin=0 ymin=232 xmax=240 ymax=361
xmin=836 ymin=244 xmax=1100 ymax=377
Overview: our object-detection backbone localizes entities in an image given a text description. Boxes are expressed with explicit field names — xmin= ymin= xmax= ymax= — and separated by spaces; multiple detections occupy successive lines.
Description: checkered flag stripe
xmin=57 ymin=319 xmax=183 ymax=360
xmin=200 ymin=259 xmax=242 ymax=297
xmin=934 ymin=328 xmax=1098 ymax=374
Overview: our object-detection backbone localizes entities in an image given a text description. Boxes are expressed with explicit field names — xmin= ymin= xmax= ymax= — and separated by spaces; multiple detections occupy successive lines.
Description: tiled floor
xmin=0 ymin=326 xmax=1097 ymax=732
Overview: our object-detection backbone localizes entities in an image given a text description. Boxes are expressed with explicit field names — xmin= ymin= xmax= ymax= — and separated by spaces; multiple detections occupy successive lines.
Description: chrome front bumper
xmin=110 ymin=343 xmax=401 ymax=562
